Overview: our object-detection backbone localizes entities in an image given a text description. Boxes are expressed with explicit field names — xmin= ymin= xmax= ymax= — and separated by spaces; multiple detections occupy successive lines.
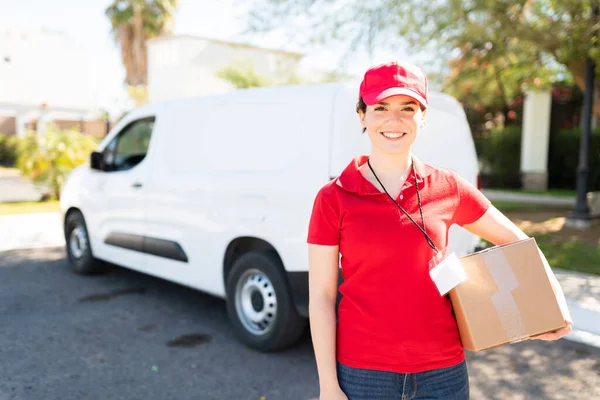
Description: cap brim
xmin=362 ymin=88 xmax=427 ymax=108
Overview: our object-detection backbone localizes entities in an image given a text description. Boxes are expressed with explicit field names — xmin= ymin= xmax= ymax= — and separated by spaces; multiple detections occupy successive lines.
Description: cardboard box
xmin=449 ymin=238 xmax=566 ymax=352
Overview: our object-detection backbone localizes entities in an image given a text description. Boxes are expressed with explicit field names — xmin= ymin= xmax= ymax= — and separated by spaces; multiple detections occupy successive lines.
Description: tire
xmin=64 ymin=211 xmax=104 ymax=274
xmin=226 ymin=250 xmax=308 ymax=352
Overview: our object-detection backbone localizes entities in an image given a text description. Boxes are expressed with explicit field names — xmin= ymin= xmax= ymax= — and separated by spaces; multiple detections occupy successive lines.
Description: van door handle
xmin=131 ymin=182 xmax=143 ymax=189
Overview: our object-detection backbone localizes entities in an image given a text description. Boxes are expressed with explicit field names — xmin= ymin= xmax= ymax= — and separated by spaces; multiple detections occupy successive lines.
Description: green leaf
xmin=15 ymin=126 xmax=100 ymax=200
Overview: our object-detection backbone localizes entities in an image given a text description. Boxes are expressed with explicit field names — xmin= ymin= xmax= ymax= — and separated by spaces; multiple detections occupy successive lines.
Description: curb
xmin=0 ymin=168 xmax=21 ymax=178
xmin=483 ymin=190 xmax=575 ymax=207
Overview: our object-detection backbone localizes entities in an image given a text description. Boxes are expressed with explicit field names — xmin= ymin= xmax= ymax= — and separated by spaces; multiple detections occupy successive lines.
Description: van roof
xmin=134 ymin=83 xmax=465 ymax=116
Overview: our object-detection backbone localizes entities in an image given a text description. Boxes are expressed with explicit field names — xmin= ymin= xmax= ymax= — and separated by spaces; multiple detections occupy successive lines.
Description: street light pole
xmin=566 ymin=3 xmax=598 ymax=229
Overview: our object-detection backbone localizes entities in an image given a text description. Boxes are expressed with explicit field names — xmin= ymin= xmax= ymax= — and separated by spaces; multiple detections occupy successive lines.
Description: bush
xmin=16 ymin=127 xmax=100 ymax=200
xmin=548 ymin=128 xmax=600 ymax=191
xmin=474 ymin=127 xmax=522 ymax=188
xmin=0 ymin=133 xmax=20 ymax=166
xmin=475 ymin=126 xmax=600 ymax=191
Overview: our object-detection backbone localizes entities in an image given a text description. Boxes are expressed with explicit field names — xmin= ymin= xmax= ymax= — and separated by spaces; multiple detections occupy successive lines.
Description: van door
xmin=85 ymin=116 xmax=156 ymax=270
xmin=330 ymin=85 xmax=371 ymax=178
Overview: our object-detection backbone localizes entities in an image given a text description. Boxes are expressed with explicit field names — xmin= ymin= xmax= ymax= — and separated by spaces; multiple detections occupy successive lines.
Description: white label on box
xmin=429 ymin=252 xmax=467 ymax=296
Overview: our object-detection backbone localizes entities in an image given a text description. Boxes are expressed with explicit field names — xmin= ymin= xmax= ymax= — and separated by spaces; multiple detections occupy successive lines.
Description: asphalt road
xmin=1 ymin=247 xmax=599 ymax=400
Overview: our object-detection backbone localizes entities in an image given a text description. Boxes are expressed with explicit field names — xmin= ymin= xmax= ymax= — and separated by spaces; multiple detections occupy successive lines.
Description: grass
xmin=492 ymin=201 xmax=545 ymax=212
xmin=480 ymin=201 xmax=600 ymax=275
xmin=488 ymin=187 xmax=577 ymax=197
xmin=533 ymin=234 xmax=600 ymax=275
xmin=480 ymin=234 xmax=600 ymax=275
xmin=0 ymin=200 xmax=60 ymax=215
xmin=491 ymin=200 xmax=572 ymax=212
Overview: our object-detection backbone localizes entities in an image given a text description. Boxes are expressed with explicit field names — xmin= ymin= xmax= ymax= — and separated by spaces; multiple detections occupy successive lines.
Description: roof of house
xmin=147 ymin=34 xmax=303 ymax=59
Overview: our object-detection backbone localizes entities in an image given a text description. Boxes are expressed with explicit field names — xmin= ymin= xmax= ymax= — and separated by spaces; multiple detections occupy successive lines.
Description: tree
xmin=217 ymin=59 xmax=355 ymax=89
xmin=16 ymin=127 xmax=100 ymax=200
xmin=445 ymin=37 xmax=568 ymax=111
xmin=217 ymin=61 xmax=274 ymax=88
xmin=443 ymin=34 xmax=571 ymax=135
xmin=106 ymin=0 xmax=178 ymax=105
xmin=248 ymin=0 xmax=600 ymax=115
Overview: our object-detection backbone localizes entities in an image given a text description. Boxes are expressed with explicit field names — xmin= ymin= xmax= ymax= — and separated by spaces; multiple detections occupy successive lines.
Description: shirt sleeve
xmin=451 ymin=171 xmax=492 ymax=226
xmin=307 ymin=186 xmax=341 ymax=246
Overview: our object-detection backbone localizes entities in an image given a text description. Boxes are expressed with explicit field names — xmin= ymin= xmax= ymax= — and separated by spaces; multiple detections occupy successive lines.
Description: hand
xmin=531 ymin=319 xmax=573 ymax=341
xmin=320 ymin=386 xmax=348 ymax=400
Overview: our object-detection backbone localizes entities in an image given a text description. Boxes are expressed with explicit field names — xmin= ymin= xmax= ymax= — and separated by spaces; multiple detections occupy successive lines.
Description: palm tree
xmin=106 ymin=0 xmax=178 ymax=104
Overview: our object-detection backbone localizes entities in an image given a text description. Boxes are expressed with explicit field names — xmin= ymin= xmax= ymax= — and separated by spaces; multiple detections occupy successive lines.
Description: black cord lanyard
xmin=367 ymin=157 xmax=440 ymax=254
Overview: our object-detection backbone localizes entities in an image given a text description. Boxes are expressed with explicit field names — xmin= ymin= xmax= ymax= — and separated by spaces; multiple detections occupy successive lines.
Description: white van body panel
xmin=61 ymin=83 xmax=482 ymax=301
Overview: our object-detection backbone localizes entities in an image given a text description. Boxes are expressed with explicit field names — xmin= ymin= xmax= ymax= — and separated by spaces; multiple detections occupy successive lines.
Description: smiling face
xmin=358 ymin=95 xmax=427 ymax=156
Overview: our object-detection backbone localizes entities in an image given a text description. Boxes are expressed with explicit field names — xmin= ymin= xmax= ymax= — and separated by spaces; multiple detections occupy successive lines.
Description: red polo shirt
xmin=307 ymin=155 xmax=491 ymax=373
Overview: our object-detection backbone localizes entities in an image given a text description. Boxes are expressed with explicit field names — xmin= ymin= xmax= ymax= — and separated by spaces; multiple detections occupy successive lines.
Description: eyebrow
xmin=377 ymin=101 xmax=418 ymax=106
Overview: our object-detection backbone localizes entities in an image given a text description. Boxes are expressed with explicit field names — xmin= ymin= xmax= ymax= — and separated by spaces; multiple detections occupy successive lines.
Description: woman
xmin=307 ymin=61 xmax=572 ymax=400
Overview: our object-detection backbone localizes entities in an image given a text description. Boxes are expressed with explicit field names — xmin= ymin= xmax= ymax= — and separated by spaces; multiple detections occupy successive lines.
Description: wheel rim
xmin=234 ymin=268 xmax=278 ymax=336
xmin=69 ymin=225 xmax=88 ymax=259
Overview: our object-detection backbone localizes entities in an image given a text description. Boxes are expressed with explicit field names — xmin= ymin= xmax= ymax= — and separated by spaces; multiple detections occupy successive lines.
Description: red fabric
xmin=359 ymin=61 xmax=428 ymax=108
xmin=307 ymin=155 xmax=491 ymax=373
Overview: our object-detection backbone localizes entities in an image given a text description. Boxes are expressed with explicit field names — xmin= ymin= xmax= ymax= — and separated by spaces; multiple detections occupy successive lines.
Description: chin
xmin=378 ymin=141 xmax=413 ymax=155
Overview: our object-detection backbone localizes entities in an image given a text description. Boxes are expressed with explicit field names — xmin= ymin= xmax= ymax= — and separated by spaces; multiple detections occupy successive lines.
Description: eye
xmin=402 ymin=107 xmax=416 ymax=112
xmin=374 ymin=106 xmax=386 ymax=111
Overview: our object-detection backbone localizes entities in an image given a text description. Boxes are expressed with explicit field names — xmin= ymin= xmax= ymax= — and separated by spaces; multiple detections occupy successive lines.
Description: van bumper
xmin=287 ymin=271 xmax=309 ymax=317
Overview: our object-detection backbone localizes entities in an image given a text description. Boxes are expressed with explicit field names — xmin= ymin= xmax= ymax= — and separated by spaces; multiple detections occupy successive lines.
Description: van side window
xmin=103 ymin=117 xmax=155 ymax=172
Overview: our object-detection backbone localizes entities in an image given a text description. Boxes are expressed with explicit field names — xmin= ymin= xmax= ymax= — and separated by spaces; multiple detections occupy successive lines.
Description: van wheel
xmin=65 ymin=211 xmax=104 ymax=274
xmin=226 ymin=250 xmax=307 ymax=352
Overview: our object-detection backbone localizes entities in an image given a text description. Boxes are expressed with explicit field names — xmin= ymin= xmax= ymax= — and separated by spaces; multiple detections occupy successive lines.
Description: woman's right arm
xmin=308 ymin=243 xmax=346 ymax=398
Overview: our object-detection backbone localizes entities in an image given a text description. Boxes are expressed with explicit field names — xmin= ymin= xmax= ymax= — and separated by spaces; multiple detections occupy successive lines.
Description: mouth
xmin=380 ymin=131 xmax=408 ymax=141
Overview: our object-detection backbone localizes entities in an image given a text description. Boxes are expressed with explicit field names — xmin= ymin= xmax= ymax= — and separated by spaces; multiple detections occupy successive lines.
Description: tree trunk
xmin=119 ymin=24 xmax=135 ymax=86
xmin=131 ymin=1 xmax=147 ymax=86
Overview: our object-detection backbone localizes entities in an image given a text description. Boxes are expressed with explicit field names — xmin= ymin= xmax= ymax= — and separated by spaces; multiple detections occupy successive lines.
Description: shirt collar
xmin=336 ymin=154 xmax=434 ymax=195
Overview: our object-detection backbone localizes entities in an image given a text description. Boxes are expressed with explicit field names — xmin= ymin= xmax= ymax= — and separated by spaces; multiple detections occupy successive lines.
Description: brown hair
xmin=356 ymin=98 xmax=367 ymax=134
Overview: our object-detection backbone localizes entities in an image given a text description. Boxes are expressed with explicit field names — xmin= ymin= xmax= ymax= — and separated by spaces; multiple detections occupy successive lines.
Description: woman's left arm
xmin=462 ymin=205 xmax=573 ymax=341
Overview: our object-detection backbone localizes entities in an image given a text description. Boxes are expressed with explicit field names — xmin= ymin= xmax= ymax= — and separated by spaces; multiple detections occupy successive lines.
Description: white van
xmin=60 ymin=83 xmax=482 ymax=352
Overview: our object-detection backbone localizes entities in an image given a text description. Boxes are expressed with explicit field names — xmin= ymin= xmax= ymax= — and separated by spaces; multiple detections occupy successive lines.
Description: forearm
xmin=309 ymin=296 xmax=339 ymax=391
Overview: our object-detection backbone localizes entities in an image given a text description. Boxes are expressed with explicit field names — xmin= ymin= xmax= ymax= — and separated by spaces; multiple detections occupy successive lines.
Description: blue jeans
xmin=336 ymin=360 xmax=469 ymax=400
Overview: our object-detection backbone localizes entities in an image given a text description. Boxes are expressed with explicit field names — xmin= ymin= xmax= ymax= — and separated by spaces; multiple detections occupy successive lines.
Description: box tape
xmin=481 ymin=250 xmax=526 ymax=342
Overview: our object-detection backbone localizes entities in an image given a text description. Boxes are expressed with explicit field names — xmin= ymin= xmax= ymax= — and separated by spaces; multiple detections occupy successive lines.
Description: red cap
xmin=359 ymin=61 xmax=428 ymax=108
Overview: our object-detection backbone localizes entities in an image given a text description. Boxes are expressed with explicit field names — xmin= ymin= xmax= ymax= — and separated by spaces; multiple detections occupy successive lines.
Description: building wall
xmin=53 ymin=120 xmax=111 ymax=137
xmin=0 ymin=116 xmax=109 ymax=137
xmin=0 ymin=29 xmax=96 ymax=109
xmin=148 ymin=36 xmax=303 ymax=103
xmin=0 ymin=116 xmax=16 ymax=135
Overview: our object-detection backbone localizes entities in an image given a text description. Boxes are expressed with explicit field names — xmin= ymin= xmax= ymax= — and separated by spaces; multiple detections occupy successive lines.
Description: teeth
xmin=382 ymin=132 xmax=405 ymax=138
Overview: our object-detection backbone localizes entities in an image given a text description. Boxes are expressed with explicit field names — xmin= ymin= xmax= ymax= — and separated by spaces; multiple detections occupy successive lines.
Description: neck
xmin=368 ymin=150 xmax=413 ymax=179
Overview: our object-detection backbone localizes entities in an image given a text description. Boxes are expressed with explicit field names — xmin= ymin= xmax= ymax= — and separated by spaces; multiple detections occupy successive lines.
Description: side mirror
xmin=90 ymin=151 xmax=104 ymax=171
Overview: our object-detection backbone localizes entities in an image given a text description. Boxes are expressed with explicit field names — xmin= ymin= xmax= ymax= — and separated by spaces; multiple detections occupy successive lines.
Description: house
xmin=147 ymin=35 xmax=305 ymax=103
xmin=0 ymin=28 xmax=105 ymax=137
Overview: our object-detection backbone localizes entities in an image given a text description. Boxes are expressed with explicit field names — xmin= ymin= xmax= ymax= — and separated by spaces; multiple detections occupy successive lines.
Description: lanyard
xmin=367 ymin=157 xmax=440 ymax=254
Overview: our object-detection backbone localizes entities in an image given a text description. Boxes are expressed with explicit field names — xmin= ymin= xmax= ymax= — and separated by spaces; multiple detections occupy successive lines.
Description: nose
xmin=386 ymin=110 xmax=405 ymax=123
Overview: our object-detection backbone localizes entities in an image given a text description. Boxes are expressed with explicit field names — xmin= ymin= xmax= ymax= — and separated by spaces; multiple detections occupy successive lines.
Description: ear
xmin=420 ymin=109 xmax=427 ymax=128
xmin=358 ymin=110 xmax=366 ymax=127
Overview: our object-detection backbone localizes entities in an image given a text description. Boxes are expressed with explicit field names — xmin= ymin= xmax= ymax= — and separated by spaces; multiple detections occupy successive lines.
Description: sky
xmin=0 ymin=0 xmax=405 ymax=116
